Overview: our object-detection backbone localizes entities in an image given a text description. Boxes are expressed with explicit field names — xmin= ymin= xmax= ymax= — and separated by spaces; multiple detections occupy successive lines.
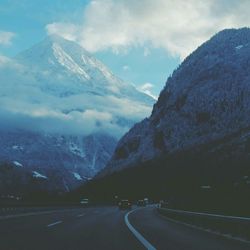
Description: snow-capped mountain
xmin=102 ymin=28 xmax=250 ymax=176
xmin=14 ymin=35 xmax=153 ymax=103
xmin=0 ymin=35 xmax=154 ymax=194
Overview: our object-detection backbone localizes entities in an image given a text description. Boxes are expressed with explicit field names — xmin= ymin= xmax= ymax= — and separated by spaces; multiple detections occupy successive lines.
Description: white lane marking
xmin=0 ymin=208 xmax=83 ymax=220
xmin=77 ymin=213 xmax=85 ymax=217
xmin=158 ymin=212 xmax=250 ymax=245
xmin=125 ymin=209 xmax=156 ymax=250
xmin=161 ymin=207 xmax=250 ymax=221
xmin=0 ymin=210 xmax=57 ymax=220
xmin=47 ymin=220 xmax=63 ymax=227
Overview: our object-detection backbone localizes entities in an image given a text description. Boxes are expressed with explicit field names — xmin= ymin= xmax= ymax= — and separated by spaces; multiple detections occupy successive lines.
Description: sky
xmin=1 ymin=0 xmax=250 ymax=97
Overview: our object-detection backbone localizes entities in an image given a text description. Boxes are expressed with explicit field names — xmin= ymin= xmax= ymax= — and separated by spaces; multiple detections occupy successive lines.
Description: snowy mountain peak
xmin=16 ymin=34 xmax=115 ymax=82
xmin=0 ymin=35 xmax=155 ymax=192
xmin=16 ymin=35 xmax=103 ymax=81
xmin=14 ymin=35 xmax=153 ymax=103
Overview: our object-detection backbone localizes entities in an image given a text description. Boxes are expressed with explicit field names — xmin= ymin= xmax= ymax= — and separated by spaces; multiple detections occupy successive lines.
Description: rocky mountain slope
xmin=0 ymin=35 xmax=154 ymax=194
xmin=102 ymin=28 xmax=250 ymax=176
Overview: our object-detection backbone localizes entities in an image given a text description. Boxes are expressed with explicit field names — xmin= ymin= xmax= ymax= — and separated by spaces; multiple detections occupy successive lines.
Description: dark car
xmin=118 ymin=199 xmax=132 ymax=210
xmin=137 ymin=199 xmax=146 ymax=206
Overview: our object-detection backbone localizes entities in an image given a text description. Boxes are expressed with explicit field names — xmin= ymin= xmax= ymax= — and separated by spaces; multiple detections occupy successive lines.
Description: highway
xmin=0 ymin=206 xmax=249 ymax=250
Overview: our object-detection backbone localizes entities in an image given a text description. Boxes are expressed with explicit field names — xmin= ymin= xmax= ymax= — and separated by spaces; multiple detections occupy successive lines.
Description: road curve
xmin=128 ymin=206 xmax=250 ymax=250
xmin=0 ymin=206 xmax=249 ymax=250
xmin=0 ymin=206 xmax=143 ymax=250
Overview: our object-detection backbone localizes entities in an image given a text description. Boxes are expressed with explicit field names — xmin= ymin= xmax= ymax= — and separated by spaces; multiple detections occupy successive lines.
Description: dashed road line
xmin=77 ymin=214 xmax=85 ymax=217
xmin=0 ymin=210 xmax=58 ymax=220
xmin=0 ymin=208 xmax=81 ymax=220
xmin=47 ymin=220 xmax=63 ymax=227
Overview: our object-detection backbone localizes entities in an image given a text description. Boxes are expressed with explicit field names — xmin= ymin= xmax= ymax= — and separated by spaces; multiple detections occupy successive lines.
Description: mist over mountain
xmin=0 ymin=35 xmax=154 ymax=194
xmin=0 ymin=35 xmax=153 ymax=137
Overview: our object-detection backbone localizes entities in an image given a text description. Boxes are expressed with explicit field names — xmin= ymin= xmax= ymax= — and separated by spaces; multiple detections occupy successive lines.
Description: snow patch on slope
xmin=69 ymin=142 xmax=85 ymax=158
xmin=52 ymin=43 xmax=90 ymax=80
xmin=32 ymin=171 xmax=48 ymax=179
xmin=13 ymin=161 xmax=23 ymax=167
xmin=12 ymin=145 xmax=24 ymax=151
xmin=72 ymin=172 xmax=83 ymax=181
xmin=235 ymin=45 xmax=243 ymax=50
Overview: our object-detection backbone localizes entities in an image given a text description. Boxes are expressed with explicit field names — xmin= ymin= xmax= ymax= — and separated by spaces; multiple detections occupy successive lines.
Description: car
xmin=118 ymin=199 xmax=132 ymax=210
xmin=80 ymin=198 xmax=89 ymax=206
xmin=143 ymin=198 xmax=149 ymax=206
xmin=137 ymin=199 xmax=146 ymax=206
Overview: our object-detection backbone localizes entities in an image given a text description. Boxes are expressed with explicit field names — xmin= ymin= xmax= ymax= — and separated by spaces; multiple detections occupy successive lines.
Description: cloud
xmin=138 ymin=83 xmax=157 ymax=100
xmin=122 ymin=65 xmax=130 ymax=71
xmin=143 ymin=47 xmax=150 ymax=57
xmin=0 ymin=106 xmax=129 ymax=137
xmin=0 ymin=31 xmax=15 ymax=46
xmin=0 ymin=55 xmax=152 ymax=138
xmin=46 ymin=0 xmax=250 ymax=59
xmin=46 ymin=23 xmax=79 ymax=42
xmin=0 ymin=55 xmax=12 ymax=66
xmin=0 ymin=55 xmax=23 ymax=70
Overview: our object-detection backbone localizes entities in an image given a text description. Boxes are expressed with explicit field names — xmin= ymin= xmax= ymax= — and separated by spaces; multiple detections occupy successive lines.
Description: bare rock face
xmin=103 ymin=28 xmax=250 ymax=176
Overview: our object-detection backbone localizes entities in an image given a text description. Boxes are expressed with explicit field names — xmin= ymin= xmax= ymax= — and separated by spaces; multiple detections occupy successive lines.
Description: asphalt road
xmin=0 ymin=205 xmax=249 ymax=250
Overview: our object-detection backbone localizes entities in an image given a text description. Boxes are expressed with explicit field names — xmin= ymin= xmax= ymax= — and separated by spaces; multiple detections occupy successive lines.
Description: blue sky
xmin=0 ymin=0 xmax=179 ymax=97
xmin=0 ymin=0 xmax=249 ymax=97
xmin=0 ymin=0 xmax=88 ymax=54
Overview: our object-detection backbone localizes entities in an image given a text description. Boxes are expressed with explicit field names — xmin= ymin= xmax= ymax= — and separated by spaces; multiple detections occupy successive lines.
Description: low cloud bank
xmin=0 ymin=56 xmax=152 ymax=138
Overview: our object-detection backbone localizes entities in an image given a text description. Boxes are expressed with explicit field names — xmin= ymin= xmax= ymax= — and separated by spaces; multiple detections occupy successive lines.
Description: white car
xmin=80 ymin=198 xmax=89 ymax=206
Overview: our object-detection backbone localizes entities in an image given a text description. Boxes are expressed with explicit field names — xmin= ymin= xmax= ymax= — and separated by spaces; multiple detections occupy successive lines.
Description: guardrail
xmin=158 ymin=207 xmax=250 ymax=241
